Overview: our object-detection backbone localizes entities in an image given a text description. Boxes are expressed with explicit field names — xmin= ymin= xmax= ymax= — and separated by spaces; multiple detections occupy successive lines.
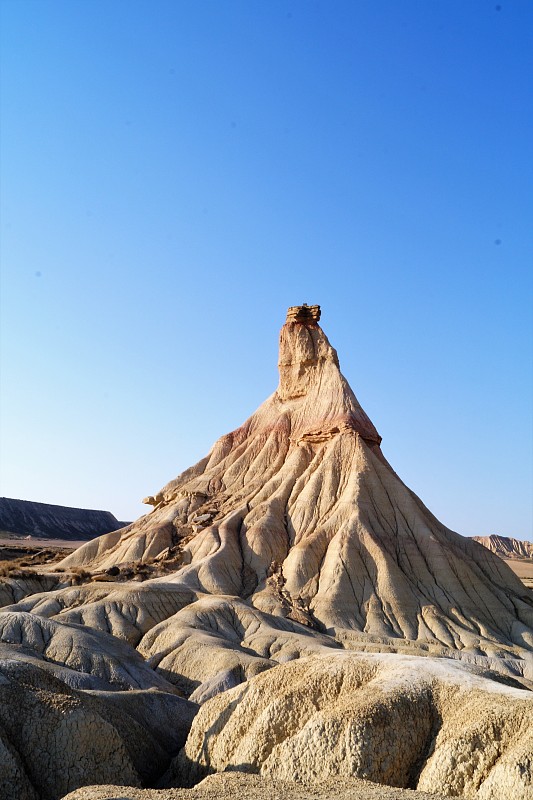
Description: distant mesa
xmin=473 ymin=534 xmax=533 ymax=560
xmin=0 ymin=497 xmax=129 ymax=541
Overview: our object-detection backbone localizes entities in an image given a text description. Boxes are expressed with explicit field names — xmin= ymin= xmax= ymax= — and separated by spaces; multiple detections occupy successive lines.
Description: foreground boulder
xmin=176 ymin=652 xmax=533 ymax=799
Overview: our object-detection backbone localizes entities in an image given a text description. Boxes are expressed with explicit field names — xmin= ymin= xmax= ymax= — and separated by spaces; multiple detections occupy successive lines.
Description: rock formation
xmin=177 ymin=652 xmax=533 ymax=800
xmin=473 ymin=534 xmax=533 ymax=560
xmin=0 ymin=653 xmax=195 ymax=800
xmin=0 ymin=304 xmax=532 ymax=799
xmin=0 ymin=497 xmax=129 ymax=540
xmin=54 ymin=305 xmax=533 ymax=661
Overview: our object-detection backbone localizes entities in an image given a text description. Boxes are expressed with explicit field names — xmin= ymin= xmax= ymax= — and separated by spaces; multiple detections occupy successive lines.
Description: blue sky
xmin=1 ymin=0 xmax=531 ymax=539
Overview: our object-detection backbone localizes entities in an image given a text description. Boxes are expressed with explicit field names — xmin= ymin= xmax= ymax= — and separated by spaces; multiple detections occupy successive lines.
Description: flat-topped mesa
xmin=286 ymin=304 xmax=321 ymax=324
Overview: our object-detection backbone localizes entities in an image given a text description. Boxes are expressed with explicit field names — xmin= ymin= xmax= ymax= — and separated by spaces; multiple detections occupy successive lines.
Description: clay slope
xmin=56 ymin=305 xmax=533 ymax=660
xmin=176 ymin=652 xmax=533 ymax=800
xmin=473 ymin=535 xmax=533 ymax=560
xmin=60 ymin=772 xmax=450 ymax=800
xmin=0 ymin=653 xmax=195 ymax=800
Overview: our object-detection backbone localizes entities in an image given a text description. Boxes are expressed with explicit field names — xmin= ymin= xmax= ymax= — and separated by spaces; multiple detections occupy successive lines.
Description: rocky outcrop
xmin=176 ymin=652 xmax=533 ymax=799
xmin=473 ymin=535 xmax=533 ymax=560
xmin=0 ymin=610 xmax=176 ymax=691
xmin=0 ymin=575 xmax=61 ymax=608
xmin=137 ymin=595 xmax=341 ymax=696
xmin=0 ymin=657 xmax=196 ymax=800
xmin=0 ymin=497 xmax=129 ymax=540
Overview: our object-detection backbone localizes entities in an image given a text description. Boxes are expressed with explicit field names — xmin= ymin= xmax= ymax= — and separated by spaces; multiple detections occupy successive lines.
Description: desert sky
xmin=0 ymin=1 xmax=531 ymax=538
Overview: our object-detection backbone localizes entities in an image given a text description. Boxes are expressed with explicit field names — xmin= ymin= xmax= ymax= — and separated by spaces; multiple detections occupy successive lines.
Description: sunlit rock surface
xmin=1 ymin=305 xmax=532 ymax=798
xmin=55 ymin=305 xmax=533 ymax=664
xmin=473 ymin=534 xmax=533 ymax=560
xmin=177 ymin=652 xmax=533 ymax=799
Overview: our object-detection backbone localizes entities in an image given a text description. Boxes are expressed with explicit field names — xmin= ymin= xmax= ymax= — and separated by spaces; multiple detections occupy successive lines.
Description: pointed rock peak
xmin=278 ymin=304 xmax=337 ymax=401
xmin=277 ymin=304 xmax=381 ymax=445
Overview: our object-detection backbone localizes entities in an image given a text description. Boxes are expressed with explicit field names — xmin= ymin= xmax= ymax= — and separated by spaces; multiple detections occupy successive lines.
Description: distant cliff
xmin=0 ymin=497 xmax=129 ymax=540
xmin=472 ymin=534 xmax=533 ymax=560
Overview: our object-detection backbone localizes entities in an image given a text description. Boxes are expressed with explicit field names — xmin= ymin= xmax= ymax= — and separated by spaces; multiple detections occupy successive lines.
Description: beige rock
xmin=0 ymin=660 xmax=157 ymax=800
xmin=83 ymin=689 xmax=197 ymax=755
xmin=0 ymin=574 xmax=61 ymax=608
xmin=473 ymin=534 xmax=533 ymax=560
xmin=138 ymin=595 xmax=340 ymax=695
xmin=54 ymin=306 xmax=533 ymax=662
xmin=0 ymin=610 xmax=176 ymax=691
xmin=177 ymin=652 xmax=533 ymax=799
xmin=2 ymin=582 xmax=197 ymax=647
xmin=6 ymin=305 xmax=533 ymax=799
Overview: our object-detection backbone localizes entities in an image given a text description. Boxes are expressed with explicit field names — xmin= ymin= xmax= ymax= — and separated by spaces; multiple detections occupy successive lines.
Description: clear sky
xmin=1 ymin=1 xmax=531 ymax=539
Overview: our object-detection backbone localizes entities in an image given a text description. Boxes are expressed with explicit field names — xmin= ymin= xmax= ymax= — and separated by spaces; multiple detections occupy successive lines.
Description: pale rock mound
xmin=0 ymin=610 xmax=176 ymax=691
xmin=0 ymin=574 xmax=61 ymax=608
xmin=138 ymin=595 xmax=341 ymax=696
xmin=177 ymin=651 xmax=533 ymax=800
xmin=0 ymin=658 xmax=195 ymax=800
xmin=4 ymin=582 xmax=198 ymax=646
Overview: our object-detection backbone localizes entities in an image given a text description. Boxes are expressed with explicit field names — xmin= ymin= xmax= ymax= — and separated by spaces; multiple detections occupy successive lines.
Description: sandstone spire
xmin=56 ymin=305 xmax=533 ymax=657
xmin=276 ymin=304 xmax=381 ymax=444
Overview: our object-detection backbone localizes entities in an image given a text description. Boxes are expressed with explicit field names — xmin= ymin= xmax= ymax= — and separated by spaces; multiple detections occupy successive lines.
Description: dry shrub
xmin=69 ymin=567 xmax=91 ymax=585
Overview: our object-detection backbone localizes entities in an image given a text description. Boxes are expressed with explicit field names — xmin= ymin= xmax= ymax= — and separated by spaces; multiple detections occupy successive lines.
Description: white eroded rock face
xmin=176 ymin=652 xmax=533 ymax=799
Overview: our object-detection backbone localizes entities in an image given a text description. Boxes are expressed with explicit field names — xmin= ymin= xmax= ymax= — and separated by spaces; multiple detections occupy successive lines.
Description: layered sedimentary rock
xmin=473 ymin=534 xmax=533 ymax=560
xmin=55 ymin=305 xmax=533 ymax=664
xmin=1 ymin=304 xmax=532 ymax=798
xmin=0 ymin=497 xmax=128 ymax=540
xmin=0 ymin=655 xmax=195 ymax=800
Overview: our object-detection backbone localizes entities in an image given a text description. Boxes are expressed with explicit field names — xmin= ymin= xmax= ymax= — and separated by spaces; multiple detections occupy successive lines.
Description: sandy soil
xmin=0 ymin=537 xmax=88 ymax=550
xmin=0 ymin=538 xmax=85 ymax=573
xmin=61 ymin=772 xmax=450 ymax=800
xmin=505 ymin=557 xmax=533 ymax=589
